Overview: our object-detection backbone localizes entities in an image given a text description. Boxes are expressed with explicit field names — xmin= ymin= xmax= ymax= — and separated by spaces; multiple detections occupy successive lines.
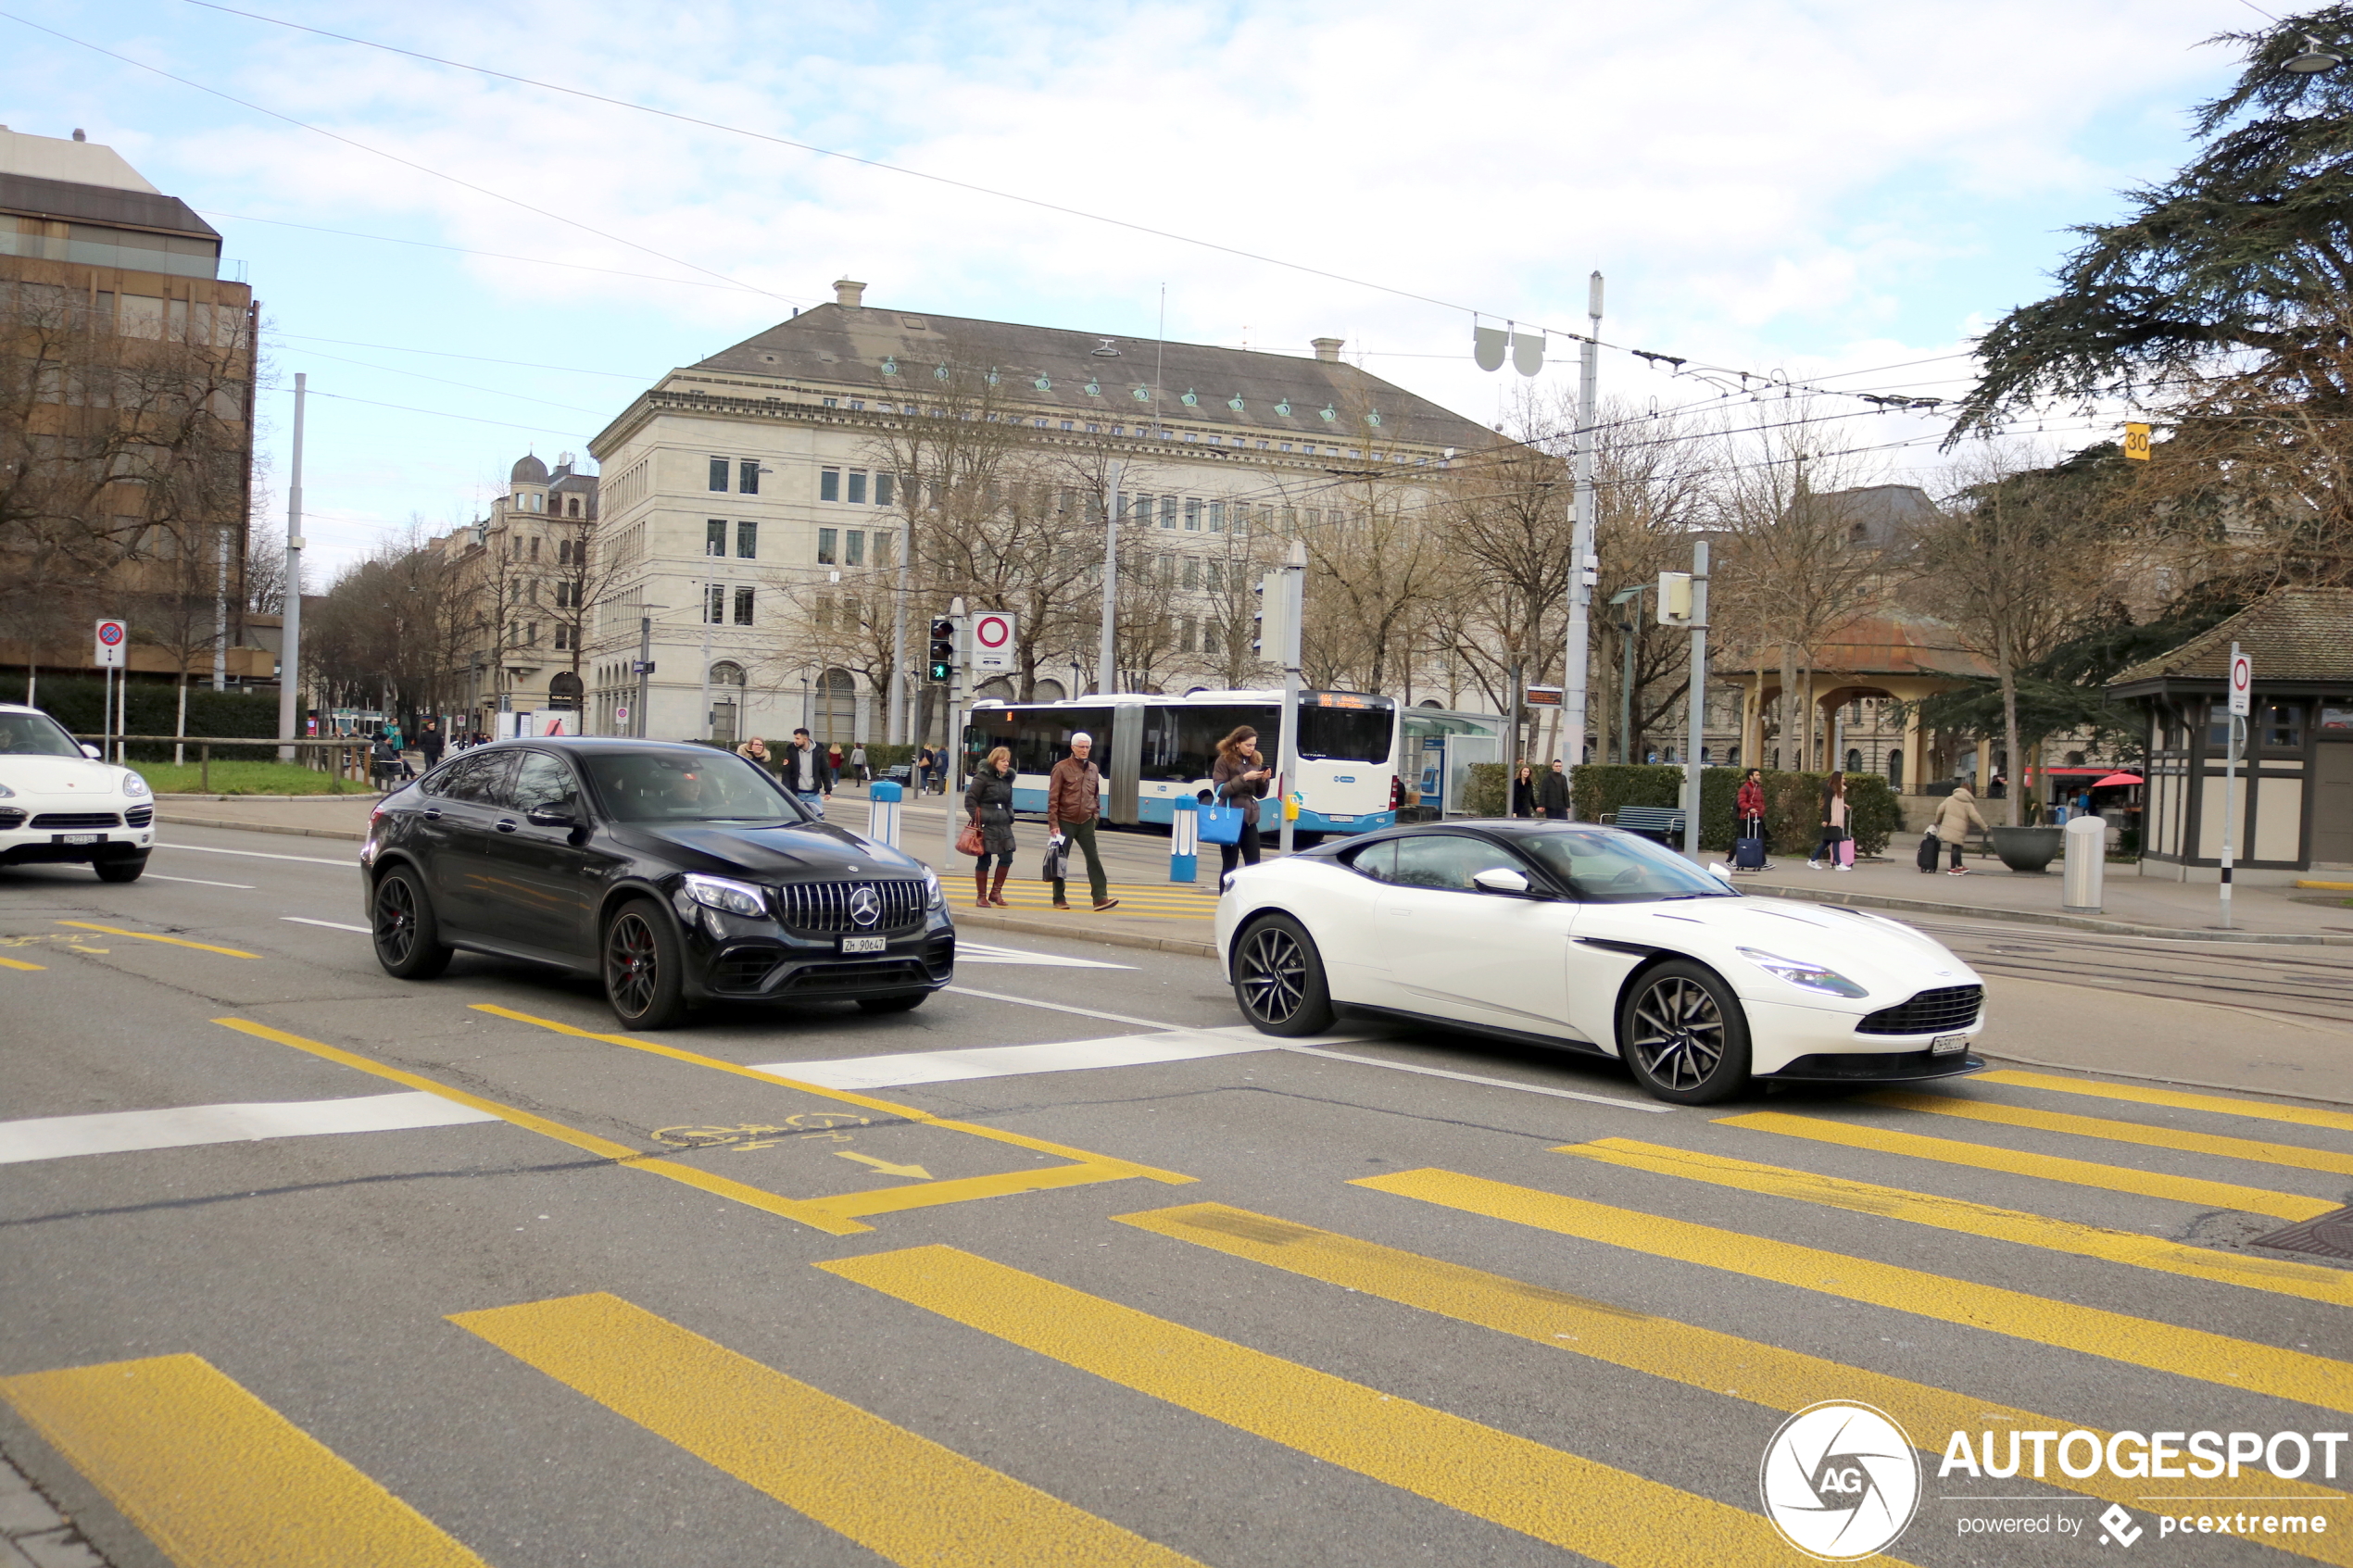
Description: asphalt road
xmin=2 ymin=823 xmax=2349 ymax=1568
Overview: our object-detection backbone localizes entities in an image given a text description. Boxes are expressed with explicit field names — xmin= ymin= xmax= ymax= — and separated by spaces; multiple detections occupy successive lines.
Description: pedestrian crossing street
xmin=5 ymin=1065 xmax=2348 ymax=1567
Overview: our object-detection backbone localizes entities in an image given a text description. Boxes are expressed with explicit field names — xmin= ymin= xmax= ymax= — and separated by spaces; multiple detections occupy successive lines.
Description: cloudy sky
xmin=4 ymin=0 xmax=2255 ymax=581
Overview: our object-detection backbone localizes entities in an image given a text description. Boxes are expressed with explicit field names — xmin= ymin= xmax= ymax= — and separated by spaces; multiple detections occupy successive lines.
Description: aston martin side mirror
xmin=1471 ymin=867 xmax=1532 ymax=895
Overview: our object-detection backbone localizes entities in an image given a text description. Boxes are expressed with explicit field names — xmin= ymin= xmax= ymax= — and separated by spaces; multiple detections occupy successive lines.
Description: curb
xmin=1742 ymin=880 xmax=2353 ymax=946
xmin=157 ymin=813 xmax=367 ymax=844
xmin=953 ymin=908 xmax=1219 ymax=960
xmin=155 ymin=792 xmax=376 ymax=803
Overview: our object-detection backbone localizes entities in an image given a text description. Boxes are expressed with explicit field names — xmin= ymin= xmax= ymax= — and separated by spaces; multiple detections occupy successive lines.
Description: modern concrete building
xmin=582 ymin=279 xmax=1493 ymax=746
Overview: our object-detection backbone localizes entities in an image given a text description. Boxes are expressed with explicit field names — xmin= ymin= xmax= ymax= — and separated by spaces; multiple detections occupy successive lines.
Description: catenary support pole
xmin=1683 ymin=540 xmax=1709 ymax=858
xmin=1096 ymin=462 xmax=1123 ymax=696
xmin=2221 ymin=641 xmax=2241 ymax=931
xmin=276 ymin=372 xmax=305 ymax=761
xmin=1277 ymin=539 xmax=1305 ymax=855
xmin=887 ymin=510 xmax=910 ymax=743
xmin=1560 ymin=273 xmax=1602 ymax=810
xmin=635 ymin=615 xmax=651 ymax=737
xmin=941 ymin=597 xmax=965 ymax=867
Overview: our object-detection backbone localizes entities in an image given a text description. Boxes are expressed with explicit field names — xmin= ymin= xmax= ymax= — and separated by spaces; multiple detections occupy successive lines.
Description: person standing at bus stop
xmin=1211 ymin=725 xmax=1272 ymax=891
xmin=1537 ymin=757 xmax=1570 ymax=820
xmin=1047 ymin=732 xmax=1117 ymax=911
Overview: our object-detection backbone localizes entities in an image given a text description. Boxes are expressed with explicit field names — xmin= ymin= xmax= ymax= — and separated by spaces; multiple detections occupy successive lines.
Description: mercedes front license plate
xmin=56 ymin=834 xmax=101 ymax=846
xmin=839 ymin=935 xmax=887 ymax=955
xmin=1931 ymin=1034 xmax=1969 ymax=1055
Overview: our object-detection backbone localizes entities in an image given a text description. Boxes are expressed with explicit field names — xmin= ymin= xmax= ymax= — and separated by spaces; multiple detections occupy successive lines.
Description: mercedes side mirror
xmin=1471 ymin=867 xmax=1532 ymax=895
xmin=526 ymin=806 xmax=577 ymax=828
xmin=81 ymin=744 xmax=102 ymax=759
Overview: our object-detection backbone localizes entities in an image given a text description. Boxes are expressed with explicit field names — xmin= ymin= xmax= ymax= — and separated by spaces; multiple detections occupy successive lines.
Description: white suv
xmin=0 ymin=704 xmax=155 ymax=883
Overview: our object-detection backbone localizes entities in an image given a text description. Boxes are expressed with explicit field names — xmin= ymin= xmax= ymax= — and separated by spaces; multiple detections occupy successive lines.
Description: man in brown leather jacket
xmin=1045 ymin=732 xmax=1118 ymax=910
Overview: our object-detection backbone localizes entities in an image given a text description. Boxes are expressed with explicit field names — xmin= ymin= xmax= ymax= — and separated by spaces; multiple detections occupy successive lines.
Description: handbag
xmin=1040 ymin=837 xmax=1069 ymax=882
xmin=1198 ymin=803 xmax=1245 ymax=845
xmin=955 ymin=819 xmax=986 ymax=858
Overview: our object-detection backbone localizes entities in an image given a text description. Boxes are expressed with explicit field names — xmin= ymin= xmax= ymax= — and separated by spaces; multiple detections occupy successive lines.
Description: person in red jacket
xmin=1735 ymin=768 xmax=1766 ymax=842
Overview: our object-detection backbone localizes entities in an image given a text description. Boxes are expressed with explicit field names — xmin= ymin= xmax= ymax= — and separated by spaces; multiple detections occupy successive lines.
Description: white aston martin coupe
xmin=1214 ymin=821 xmax=1985 ymax=1104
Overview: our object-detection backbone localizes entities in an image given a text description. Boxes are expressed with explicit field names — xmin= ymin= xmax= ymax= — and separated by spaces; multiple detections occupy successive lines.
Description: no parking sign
xmin=94 ymin=619 xmax=126 ymax=669
xmin=971 ymin=610 xmax=1016 ymax=672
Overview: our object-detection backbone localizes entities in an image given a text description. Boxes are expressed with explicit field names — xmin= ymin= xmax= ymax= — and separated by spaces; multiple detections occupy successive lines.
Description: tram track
xmin=1902 ymin=920 xmax=2353 ymax=1025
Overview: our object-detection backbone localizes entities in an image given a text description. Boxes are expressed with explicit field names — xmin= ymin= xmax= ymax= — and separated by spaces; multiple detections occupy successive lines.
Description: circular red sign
xmin=97 ymin=622 xmax=125 ymax=646
xmin=975 ymin=614 xmax=1011 ymax=648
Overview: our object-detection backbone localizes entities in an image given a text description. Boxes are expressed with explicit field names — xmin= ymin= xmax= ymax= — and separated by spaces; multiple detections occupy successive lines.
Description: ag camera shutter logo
xmin=1759 ymin=1401 xmax=1921 ymax=1561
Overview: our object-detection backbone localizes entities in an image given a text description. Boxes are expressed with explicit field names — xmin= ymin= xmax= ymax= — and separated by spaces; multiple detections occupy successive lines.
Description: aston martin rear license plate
xmin=839 ymin=935 xmax=887 ymax=955
xmin=55 ymin=834 xmax=101 ymax=846
xmin=1931 ymin=1034 xmax=1968 ymax=1055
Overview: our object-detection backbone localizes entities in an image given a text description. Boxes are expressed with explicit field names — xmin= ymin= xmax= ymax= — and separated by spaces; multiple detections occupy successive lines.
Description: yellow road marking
xmin=471 ymin=1005 xmax=1192 ymax=1226
xmin=0 ymin=1353 xmax=486 ymax=1568
xmin=1355 ymin=1169 xmax=2353 ymax=1414
xmin=1114 ymin=1202 xmax=2353 ymax=1558
xmin=1559 ymin=1138 xmax=2353 ymax=1306
xmin=835 ymin=1149 xmax=933 ymax=1180
xmin=0 ymin=954 xmax=44 ymax=972
xmin=1714 ymin=1110 xmax=2338 ymax=1223
xmin=1971 ymin=1070 xmax=2353 ymax=1135
xmin=214 ymin=1018 xmax=872 ymax=1236
xmin=56 ymin=921 xmax=257 ymax=959
xmin=1870 ymin=1090 xmax=2353 ymax=1177
xmin=820 ymin=1244 xmax=1886 ymax=1568
xmin=451 ymin=1293 xmax=1199 ymax=1568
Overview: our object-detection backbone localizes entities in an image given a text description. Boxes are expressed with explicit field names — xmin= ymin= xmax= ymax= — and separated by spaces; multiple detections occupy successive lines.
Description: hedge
xmin=31 ymin=677 xmax=288 ymax=761
xmin=1462 ymin=762 xmax=1509 ymax=818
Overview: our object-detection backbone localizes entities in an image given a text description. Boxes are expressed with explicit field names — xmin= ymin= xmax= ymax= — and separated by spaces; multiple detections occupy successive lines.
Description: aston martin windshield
xmin=1516 ymin=826 xmax=1740 ymax=903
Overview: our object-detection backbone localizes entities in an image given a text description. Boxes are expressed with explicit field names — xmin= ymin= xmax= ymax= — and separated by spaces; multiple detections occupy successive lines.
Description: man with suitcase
xmin=1733 ymin=767 xmax=1769 ymax=871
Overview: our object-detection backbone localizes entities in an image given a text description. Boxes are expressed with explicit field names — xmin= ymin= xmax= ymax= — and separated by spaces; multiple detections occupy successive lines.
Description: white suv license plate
xmin=839 ymin=935 xmax=887 ymax=955
xmin=55 ymin=833 xmax=102 ymax=846
xmin=1931 ymin=1034 xmax=1969 ymax=1055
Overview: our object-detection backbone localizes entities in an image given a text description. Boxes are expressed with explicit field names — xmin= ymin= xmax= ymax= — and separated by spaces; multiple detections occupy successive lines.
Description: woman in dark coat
xmin=964 ymin=745 xmax=1017 ymax=907
xmin=1509 ymin=759 xmax=1537 ymax=818
xmin=1210 ymin=725 xmax=1273 ymax=890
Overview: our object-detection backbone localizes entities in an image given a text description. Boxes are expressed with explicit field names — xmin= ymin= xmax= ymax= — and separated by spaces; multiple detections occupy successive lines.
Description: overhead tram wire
xmin=283 ymin=347 xmax=618 ymax=417
xmin=303 ymin=388 xmax=596 ymax=441
xmin=200 ymin=210 xmax=770 ymax=295
xmin=179 ymin=0 xmax=1966 ymax=416
xmin=264 ymin=332 xmax=660 ymax=381
xmin=0 ymin=10 xmax=806 ymax=310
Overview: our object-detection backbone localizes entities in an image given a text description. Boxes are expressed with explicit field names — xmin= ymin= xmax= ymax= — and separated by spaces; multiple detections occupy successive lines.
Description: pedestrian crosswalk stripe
xmin=0 ymin=1353 xmax=487 ymax=1568
xmin=1113 ymin=1202 xmax=2353 ymax=1561
xmin=450 ymin=1293 xmax=1201 ymax=1568
xmin=1355 ymin=1169 xmax=2353 ymax=1415
xmin=819 ymin=1244 xmax=1888 ymax=1568
xmin=1557 ymin=1138 xmax=2353 ymax=1307
xmin=1973 ymin=1070 xmax=2353 ymax=1135
xmin=1714 ymin=1110 xmax=2339 ymax=1223
xmin=1869 ymin=1090 xmax=2353 ymax=1178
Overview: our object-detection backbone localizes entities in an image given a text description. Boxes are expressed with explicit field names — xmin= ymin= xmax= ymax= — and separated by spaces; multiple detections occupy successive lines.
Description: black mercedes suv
xmin=359 ymin=738 xmax=952 ymax=1027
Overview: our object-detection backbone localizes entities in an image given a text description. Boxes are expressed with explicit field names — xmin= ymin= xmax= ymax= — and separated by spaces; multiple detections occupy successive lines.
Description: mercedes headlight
xmin=1736 ymin=947 xmax=1869 ymax=998
xmin=678 ymin=873 xmax=767 ymax=920
xmin=121 ymin=771 xmax=151 ymax=798
xmin=923 ymin=867 xmax=944 ymax=909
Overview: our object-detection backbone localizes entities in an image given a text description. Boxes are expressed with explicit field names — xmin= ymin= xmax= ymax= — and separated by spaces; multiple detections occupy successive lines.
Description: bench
xmin=1605 ymin=806 xmax=1686 ymax=843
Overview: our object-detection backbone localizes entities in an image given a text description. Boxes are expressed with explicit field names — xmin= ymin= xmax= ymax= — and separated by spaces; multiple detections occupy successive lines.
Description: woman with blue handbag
xmin=1210 ymin=726 xmax=1272 ymax=890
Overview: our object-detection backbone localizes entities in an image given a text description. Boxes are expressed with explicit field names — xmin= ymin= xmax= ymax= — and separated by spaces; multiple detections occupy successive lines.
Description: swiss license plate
xmin=1326 ymin=814 xmax=1354 ymax=823
xmin=1931 ymin=1034 xmax=1969 ymax=1056
xmin=839 ymin=935 xmax=887 ymax=955
xmin=55 ymin=834 xmax=101 ymax=846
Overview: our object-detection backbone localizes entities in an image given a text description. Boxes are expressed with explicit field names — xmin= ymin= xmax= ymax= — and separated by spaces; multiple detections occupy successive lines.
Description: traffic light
xmin=926 ymin=617 xmax=957 ymax=683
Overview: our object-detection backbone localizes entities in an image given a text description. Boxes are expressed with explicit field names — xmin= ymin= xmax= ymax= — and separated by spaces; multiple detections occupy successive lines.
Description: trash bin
xmin=2062 ymin=813 xmax=2105 ymax=913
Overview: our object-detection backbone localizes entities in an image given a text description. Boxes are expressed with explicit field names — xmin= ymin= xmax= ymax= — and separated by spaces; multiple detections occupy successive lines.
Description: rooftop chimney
xmin=1311 ymin=336 xmax=1344 ymax=362
xmin=70 ymin=129 xmax=86 ymax=143
xmin=834 ymin=278 xmax=866 ymax=308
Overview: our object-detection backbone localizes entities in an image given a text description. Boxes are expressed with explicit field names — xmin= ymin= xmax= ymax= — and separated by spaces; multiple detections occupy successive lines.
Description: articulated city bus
xmin=963 ymin=690 xmax=1403 ymax=837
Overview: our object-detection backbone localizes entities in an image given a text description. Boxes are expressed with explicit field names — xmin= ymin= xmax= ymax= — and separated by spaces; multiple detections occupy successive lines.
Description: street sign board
xmin=971 ymin=610 xmax=1016 ymax=672
xmin=2228 ymin=645 xmax=2252 ymax=717
xmin=94 ymin=619 xmax=126 ymax=669
xmin=2123 ymin=423 xmax=2152 ymax=461
xmin=631 ymin=659 xmax=655 ymax=675
xmin=614 ymin=705 xmax=629 ymax=723
xmin=1523 ymin=685 xmax=1563 ymax=709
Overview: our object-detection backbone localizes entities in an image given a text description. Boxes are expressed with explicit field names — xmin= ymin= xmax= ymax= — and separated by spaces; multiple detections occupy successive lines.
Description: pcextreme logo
xmin=1760 ymin=1401 xmax=1923 ymax=1562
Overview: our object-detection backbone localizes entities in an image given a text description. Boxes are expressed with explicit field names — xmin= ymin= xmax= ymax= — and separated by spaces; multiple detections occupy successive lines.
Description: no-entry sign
xmin=94 ymin=619 xmax=126 ymax=669
xmin=2228 ymin=646 xmax=2253 ymax=717
xmin=972 ymin=610 xmax=1016 ymax=672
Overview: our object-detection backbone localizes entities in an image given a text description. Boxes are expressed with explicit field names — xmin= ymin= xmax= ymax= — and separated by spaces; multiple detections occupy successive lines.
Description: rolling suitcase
xmin=1733 ymin=835 xmax=1768 ymax=870
xmin=1837 ymin=835 xmax=1856 ymax=869
xmin=1916 ymin=833 xmax=1939 ymax=872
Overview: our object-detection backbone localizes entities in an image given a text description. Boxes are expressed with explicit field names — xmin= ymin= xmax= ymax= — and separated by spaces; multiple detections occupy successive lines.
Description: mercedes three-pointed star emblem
xmin=849 ymin=885 xmax=882 ymax=927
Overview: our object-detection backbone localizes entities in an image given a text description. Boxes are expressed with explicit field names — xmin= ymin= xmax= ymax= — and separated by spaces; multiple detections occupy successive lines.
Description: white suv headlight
xmin=121 ymin=771 xmax=151 ymax=798
xmin=678 ymin=873 xmax=767 ymax=919
xmin=1736 ymin=947 xmax=1869 ymax=998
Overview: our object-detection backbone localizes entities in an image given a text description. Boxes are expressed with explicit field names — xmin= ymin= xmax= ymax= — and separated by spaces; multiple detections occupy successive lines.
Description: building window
xmin=525 ymin=621 xmax=539 ymax=646
xmin=705 ymin=584 xmax=726 ymax=624
xmin=1182 ymin=557 xmax=1200 ymax=589
xmin=554 ymin=625 xmax=572 ymax=650
xmin=738 ymin=459 xmax=760 ymax=495
xmin=875 ymin=472 xmax=895 ymax=508
xmin=1160 ymin=496 xmax=1176 ymax=530
xmin=736 ymin=521 xmax=758 ymax=559
xmin=1184 ymin=497 xmax=1202 ymax=531
xmin=529 ymin=535 xmax=541 ymax=560
xmin=2262 ymin=701 xmax=2304 ymax=749
xmin=874 ymin=531 xmax=895 ymax=570
xmin=1207 ymin=502 xmax=1225 ymax=532
xmin=821 ymin=468 xmax=841 ymax=502
xmin=1202 ymin=621 xmax=1223 ymax=657
xmin=818 ymin=528 xmax=837 ymax=565
xmin=1177 ymin=617 xmax=1195 ymax=653
xmin=733 ymin=587 xmax=755 ymax=625
xmin=1206 ymin=559 xmax=1224 ymax=592
xmin=709 ymin=457 xmax=728 ymax=492
xmin=566 ymin=495 xmax=582 ymax=518
xmin=846 ymin=530 xmax=865 ymax=567
xmin=848 ymin=470 xmax=869 ymax=505
xmin=706 ymin=520 xmax=727 ymax=557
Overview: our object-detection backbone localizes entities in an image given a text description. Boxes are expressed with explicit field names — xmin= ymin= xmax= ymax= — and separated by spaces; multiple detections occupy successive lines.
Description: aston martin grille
xmin=1856 ymin=985 xmax=1983 ymax=1036
xmin=772 ymin=879 xmax=926 ymax=933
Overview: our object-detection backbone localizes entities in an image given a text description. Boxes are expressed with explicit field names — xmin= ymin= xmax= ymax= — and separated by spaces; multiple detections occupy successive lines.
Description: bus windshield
xmin=1298 ymin=707 xmax=1391 ymax=762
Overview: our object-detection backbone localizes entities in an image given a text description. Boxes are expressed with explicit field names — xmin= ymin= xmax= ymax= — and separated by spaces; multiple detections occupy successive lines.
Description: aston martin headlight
xmin=923 ymin=868 xmax=944 ymax=909
xmin=679 ymin=873 xmax=767 ymax=920
xmin=0 ymin=782 xmax=14 ymax=798
xmin=1736 ymin=947 xmax=1869 ymax=998
xmin=121 ymin=771 xmax=151 ymax=798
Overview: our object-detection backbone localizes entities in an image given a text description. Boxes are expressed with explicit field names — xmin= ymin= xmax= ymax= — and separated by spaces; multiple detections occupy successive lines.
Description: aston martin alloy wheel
xmin=1232 ymin=914 xmax=1335 ymax=1037
xmin=1619 ymin=960 xmax=1751 ymax=1104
